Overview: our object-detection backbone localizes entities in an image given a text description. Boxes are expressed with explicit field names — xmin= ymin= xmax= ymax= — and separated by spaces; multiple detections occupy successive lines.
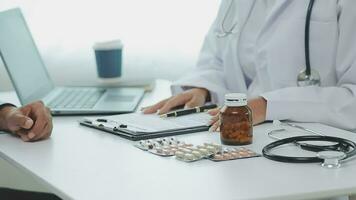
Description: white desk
xmin=0 ymin=80 xmax=356 ymax=200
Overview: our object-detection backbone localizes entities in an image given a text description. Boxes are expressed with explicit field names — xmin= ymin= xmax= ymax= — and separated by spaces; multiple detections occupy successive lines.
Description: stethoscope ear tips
xmin=317 ymin=151 xmax=346 ymax=169
xmin=297 ymin=68 xmax=321 ymax=87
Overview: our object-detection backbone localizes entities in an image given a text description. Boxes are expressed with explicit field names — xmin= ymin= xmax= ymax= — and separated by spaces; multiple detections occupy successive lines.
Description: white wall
xmin=0 ymin=0 xmax=221 ymax=91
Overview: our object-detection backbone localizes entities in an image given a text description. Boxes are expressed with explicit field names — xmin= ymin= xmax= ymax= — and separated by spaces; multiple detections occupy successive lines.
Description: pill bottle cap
xmin=224 ymin=93 xmax=247 ymax=107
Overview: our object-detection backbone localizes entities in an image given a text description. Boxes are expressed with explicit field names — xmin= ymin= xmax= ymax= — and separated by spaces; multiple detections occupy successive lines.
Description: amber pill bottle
xmin=220 ymin=93 xmax=253 ymax=145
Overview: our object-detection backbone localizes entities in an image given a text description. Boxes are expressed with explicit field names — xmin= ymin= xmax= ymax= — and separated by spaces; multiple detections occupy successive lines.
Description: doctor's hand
xmin=142 ymin=88 xmax=209 ymax=115
xmin=208 ymin=97 xmax=267 ymax=132
xmin=0 ymin=101 xmax=53 ymax=142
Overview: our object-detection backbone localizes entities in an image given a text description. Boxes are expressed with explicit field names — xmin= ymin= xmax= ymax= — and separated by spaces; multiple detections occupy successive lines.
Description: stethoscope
xmin=215 ymin=0 xmax=238 ymax=38
xmin=216 ymin=0 xmax=321 ymax=87
xmin=262 ymin=121 xmax=356 ymax=168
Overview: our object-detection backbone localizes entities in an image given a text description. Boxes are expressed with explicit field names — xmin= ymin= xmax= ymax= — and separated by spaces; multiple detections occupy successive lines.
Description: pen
xmin=160 ymin=104 xmax=218 ymax=118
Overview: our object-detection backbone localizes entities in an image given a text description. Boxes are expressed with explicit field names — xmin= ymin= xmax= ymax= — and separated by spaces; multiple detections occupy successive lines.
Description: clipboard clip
xmin=89 ymin=118 xmax=128 ymax=131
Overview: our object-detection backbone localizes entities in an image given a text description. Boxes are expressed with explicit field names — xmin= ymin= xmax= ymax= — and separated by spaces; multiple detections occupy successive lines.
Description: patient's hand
xmin=0 ymin=101 xmax=53 ymax=142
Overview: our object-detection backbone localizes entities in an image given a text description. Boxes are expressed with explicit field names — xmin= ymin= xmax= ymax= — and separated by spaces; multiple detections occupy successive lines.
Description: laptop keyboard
xmin=48 ymin=88 xmax=106 ymax=109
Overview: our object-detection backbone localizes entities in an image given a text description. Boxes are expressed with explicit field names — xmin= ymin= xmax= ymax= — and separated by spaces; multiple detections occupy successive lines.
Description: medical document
xmin=80 ymin=112 xmax=212 ymax=140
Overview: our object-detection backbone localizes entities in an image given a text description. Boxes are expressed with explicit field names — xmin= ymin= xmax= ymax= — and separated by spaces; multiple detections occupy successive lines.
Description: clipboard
xmin=79 ymin=112 xmax=212 ymax=141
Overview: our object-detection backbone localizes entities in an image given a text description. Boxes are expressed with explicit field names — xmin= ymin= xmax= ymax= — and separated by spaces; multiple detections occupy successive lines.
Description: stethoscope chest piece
xmin=317 ymin=150 xmax=346 ymax=169
xmin=297 ymin=68 xmax=321 ymax=87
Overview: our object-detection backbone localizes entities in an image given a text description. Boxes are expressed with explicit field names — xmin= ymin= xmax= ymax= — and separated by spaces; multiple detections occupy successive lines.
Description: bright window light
xmin=0 ymin=0 xmax=220 ymax=88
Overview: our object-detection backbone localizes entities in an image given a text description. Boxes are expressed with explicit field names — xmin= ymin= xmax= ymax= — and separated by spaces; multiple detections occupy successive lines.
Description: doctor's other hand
xmin=0 ymin=101 xmax=53 ymax=142
xmin=208 ymin=97 xmax=267 ymax=132
xmin=142 ymin=88 xmax=209 ymax=115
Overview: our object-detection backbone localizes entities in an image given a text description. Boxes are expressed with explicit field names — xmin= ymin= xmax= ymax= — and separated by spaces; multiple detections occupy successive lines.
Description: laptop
xmin=0 ymin=8 xmax=144 ymax=115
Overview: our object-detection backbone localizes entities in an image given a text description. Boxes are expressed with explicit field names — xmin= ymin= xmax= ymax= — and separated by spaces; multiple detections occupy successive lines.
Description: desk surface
xmin=0 ymin=80 xmax=356 ymax=200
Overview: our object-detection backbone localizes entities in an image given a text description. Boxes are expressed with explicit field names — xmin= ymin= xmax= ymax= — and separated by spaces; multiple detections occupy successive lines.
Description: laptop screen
xmin=0 ymin=8 xmax=54 ymax=104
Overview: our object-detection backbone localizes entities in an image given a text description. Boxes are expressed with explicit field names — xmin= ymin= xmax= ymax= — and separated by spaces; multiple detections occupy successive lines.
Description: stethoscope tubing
xmin=305 ymin=0 xmax=315 ymax=76
xmin=216 ymin=0 xmax=321 ymax=86
xmin=262 ymin=135 xmax=356 ymax=163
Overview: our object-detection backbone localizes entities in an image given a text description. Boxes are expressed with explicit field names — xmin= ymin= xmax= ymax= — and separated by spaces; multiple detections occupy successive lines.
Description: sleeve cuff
xmin=260 ymin=91 xmax=288 ymax=121
xmin=260 ymin=87 xmax=325 ymax=121
xmin=0 ymin=103 xmax=16 ymax=111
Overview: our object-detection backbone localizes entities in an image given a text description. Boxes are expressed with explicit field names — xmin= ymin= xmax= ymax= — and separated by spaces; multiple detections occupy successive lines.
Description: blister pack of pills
xmin=135 ymin=137 xmax=260 ymax=162
xmin=134 ymin=137 xmax=193 ymax=157
xmin=208 ymin=147 xmax=260 ymax=161
xmin=175 ymin=143 xmax=221 ymax=162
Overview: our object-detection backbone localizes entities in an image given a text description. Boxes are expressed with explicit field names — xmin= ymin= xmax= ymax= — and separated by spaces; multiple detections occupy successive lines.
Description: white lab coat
xmin=172 ymin=0 xmax=356 ymax=131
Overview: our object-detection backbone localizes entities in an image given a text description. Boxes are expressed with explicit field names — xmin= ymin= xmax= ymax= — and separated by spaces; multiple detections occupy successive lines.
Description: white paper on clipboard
xmin=83 ymin=112 xmax=212 ymax=133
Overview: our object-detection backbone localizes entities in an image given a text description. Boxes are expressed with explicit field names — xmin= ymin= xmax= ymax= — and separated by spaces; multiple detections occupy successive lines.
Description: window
xmin=0 ymin=0 xmax=220 ymax=88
